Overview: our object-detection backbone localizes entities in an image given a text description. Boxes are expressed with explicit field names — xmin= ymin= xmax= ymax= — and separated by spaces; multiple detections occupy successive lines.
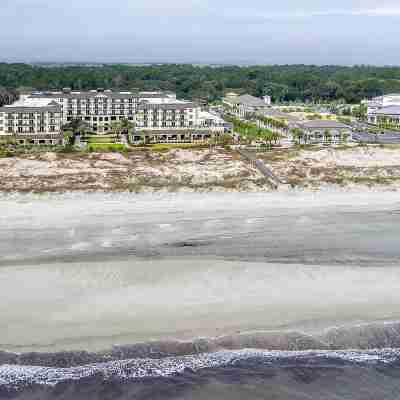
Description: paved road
xmin=353 ymin=131 xmax=400 ymax=144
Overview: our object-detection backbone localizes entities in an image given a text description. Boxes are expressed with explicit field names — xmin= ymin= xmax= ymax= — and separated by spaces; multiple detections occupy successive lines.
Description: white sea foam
xmin=1 ymin=349 xmax=399 ymax=389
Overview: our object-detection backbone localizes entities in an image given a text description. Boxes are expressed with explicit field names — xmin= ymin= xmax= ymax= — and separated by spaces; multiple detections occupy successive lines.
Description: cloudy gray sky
xmin=1 ymin=0 xmax=399 ymax=65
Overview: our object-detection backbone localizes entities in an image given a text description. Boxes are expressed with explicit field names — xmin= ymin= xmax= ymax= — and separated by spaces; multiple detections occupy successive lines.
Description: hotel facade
xmin=0 ymin=89 xmax=224 ymax=145
xmin=0 ymin=102 xmax=63 ymax=146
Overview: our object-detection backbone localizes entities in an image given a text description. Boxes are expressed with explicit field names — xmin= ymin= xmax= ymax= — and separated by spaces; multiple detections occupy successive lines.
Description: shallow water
xmin=2 ymin=191 xmax=400 ymax=398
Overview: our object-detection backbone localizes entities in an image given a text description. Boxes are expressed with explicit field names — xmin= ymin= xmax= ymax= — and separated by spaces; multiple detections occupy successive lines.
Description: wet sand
xmin=2 ymin=191 xmax=400 ymax=353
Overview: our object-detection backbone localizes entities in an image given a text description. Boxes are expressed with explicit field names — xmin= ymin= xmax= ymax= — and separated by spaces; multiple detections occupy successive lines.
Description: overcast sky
xmin=1 ymin=0 xmax=400 ymax=65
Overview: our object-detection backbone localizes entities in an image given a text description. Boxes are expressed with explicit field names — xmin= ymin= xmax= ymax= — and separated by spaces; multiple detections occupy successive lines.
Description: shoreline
xmin=2 ymin=348 xmax=400 ymax=391
xmin=3 ymin=320 xmax=400 ymax=365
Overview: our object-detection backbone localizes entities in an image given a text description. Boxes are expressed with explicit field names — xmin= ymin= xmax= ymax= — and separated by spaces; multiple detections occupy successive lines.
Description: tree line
xmin=2 ymin=63 xmax=400 ymax=104
xmin=0 ymin=87 xmax=19 ymax=107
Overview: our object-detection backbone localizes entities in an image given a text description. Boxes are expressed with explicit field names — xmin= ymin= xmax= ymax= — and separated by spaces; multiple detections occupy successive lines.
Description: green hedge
xmin=149 ymin=143 xmax=209 ymax=151
xmin=86 ymin=135 xmax=117 ymax=143
xmin=88 ymin=143 xmax=126 ymax=152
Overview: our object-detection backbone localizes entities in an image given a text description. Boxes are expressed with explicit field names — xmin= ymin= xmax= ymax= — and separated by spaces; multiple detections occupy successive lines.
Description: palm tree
xmin=63 ymin=119 xmax=90 ymax=137
xmin=62 ymin=118 xmax=90 ymax=145
xmin=291 ymin=128 xmax=304 ymax=145
xmin=119 ymin=118 xmax=134 ymax=142
xmin=341 ymin=132 xmax=350 ymax=144
xmin=324 ymin=129 xmax=332 ymax=144
xmin=271 ymin=131 xmax=281 ymax=145
xmin=110 ymin=121 xmax=123 ymax=141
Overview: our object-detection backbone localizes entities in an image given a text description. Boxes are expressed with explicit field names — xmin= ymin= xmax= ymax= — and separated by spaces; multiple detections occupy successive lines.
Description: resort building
xmin=223 ymin=93 xmax=271 ymax=118
xmin=368 ymin=106 xmax=400 ymax=126
xmin=292 ymin=120 xmax=352 ymax=144
xmin=365 ymin=94 xmax=400 ymax=126
xmin=133 ymin=101 xmax=208 ymax=144
xmin=0 ymin=101 xmax=63 ymax=145
xmin=0 ymin=88 xmax=225 ymax=145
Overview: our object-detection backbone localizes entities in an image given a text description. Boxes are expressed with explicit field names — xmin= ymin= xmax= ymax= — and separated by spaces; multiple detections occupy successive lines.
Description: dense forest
xmin=2 ymin=63 xmax=400 ymax=104
xmin=0 ymin=87 xmax=19 ymax=107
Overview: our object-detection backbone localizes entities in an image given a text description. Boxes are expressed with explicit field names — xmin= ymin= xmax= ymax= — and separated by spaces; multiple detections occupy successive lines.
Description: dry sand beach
xmin=2 ymin=190 xmax=400 ymax=354
xmin=2 ymin=168 xmax=400 ymax=399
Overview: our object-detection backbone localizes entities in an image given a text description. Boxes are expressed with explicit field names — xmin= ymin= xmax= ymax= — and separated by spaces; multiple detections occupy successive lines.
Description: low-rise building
xmin=223 ymin=93 xmax=271 ymax=118
xmin=292 ymin=120 xmax=352 ymax=144
xmin=365 ymin=94 xmax=400 ymax=126
xmin=368 ymin=106 xmax=400 ymax=126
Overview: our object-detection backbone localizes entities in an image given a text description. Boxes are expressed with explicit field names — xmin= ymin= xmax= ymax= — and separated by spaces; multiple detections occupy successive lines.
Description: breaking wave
xmin=2 ymin=321 xmax=400 ymax=369
xmin=3 ymin=322 xmax=400 ymax=398
xmin=1 ymin=349 xmax=399 ymax=389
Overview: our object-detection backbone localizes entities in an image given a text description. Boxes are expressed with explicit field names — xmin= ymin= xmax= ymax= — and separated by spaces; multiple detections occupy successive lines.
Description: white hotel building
xmin=0 ymin=88 xmax=224 ymax=145
xmin=365 ymin=94 xmax=400 ymax=126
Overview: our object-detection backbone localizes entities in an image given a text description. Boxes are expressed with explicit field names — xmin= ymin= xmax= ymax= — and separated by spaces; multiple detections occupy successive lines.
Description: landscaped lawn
xmin=88 ymin=143 xmax=126 ymax=151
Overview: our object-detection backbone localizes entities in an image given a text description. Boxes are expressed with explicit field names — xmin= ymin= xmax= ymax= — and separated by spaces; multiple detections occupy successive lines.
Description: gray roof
xmin=137 ymin=102 xmax=195 ymax=110
xmin=367 ymin=102 xmax=382 ymax=107
xmin=231 ymin=94 xmax=268 ymax=107
xmin=0 ymin=104 xmax=62 ymax=113
xmin=371 ymin=106 xmax=400 ymax=115
xmin=263 ymin=110 xmax=302 ymax=122
xmin=137 ymin=129 xmax=211 ymax=135
xmin=29 ymin=92 xmax=139 ymax=100
xmin=139 ymin=92 xmax=170 ymax=99
xmin=299 ymin=120 xmax=350 ymax=129
xmin=28 ymin=90 xmax=172 ymax=100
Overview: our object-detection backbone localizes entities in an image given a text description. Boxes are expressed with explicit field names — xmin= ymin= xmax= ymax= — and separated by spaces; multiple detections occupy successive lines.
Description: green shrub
xmin=88 ymin=143 xmax=126 ymax=152
xmin=149 ymin=143 xmax=209 ymax=152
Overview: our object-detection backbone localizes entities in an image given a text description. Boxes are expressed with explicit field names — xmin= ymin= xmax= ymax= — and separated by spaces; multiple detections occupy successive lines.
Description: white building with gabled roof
xmin=223 ymin=93 xmax=271 ymax=118
xmin=365 ymin=94 xmax=400 ymax=126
